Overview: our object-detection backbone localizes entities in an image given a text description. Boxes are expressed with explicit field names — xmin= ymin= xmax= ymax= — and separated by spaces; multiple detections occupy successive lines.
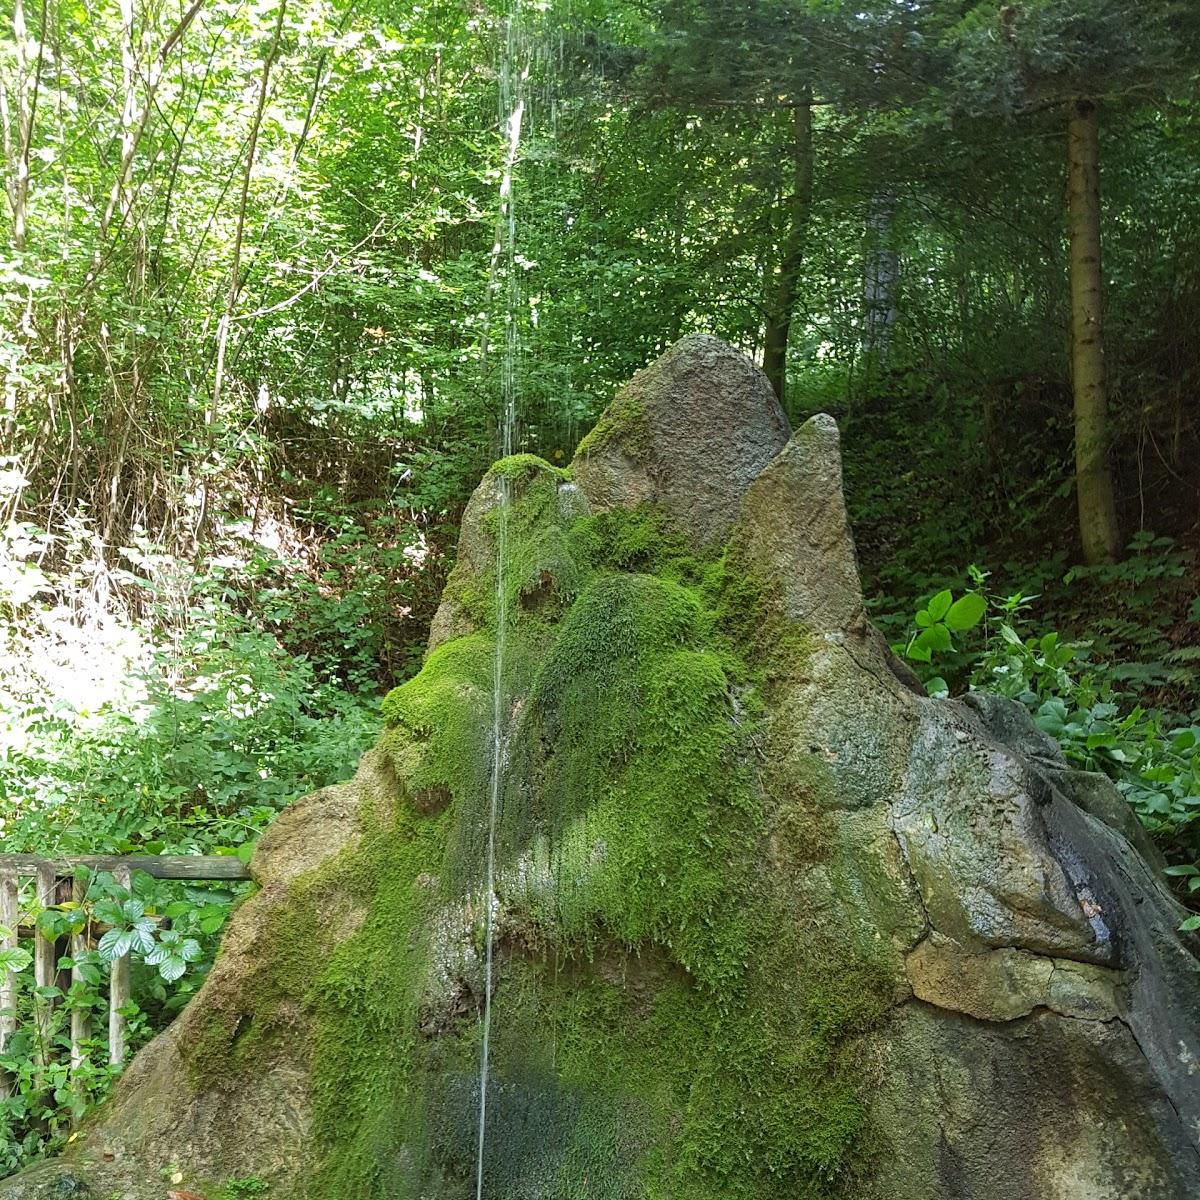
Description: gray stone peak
xmin=573 ymin=333 xmax=790 ymax=548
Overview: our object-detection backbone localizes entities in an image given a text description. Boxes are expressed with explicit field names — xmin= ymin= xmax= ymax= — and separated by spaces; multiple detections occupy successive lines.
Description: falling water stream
xmin=475 ymin=15 xmax=528 ymax=1200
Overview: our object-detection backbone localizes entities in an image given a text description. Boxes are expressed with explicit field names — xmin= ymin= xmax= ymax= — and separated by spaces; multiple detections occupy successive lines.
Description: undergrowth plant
xmin=891 ymin=545 xmax=1200 ymax=927
xmin=0 ymin=518 xmax=382 ymax=1170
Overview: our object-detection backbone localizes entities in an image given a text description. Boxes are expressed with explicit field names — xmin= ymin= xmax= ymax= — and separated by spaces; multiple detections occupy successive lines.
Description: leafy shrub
xmin=0 ymin=519 xmax=381 ymax=1169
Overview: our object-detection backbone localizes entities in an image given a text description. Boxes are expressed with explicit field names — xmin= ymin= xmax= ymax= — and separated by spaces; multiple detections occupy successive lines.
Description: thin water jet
xmin=475 ymin=17 xmax=529 ymax=1200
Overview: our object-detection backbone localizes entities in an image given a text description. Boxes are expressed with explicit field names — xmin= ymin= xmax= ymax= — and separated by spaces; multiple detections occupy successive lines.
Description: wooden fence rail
xmin=0 ymin=855 xmax=252 ymax=1094
xmin=0 ymin=855 xmax=253 ymax=881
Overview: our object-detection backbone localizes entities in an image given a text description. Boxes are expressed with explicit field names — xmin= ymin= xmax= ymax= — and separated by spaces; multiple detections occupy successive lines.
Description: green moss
xmin=707 ymin=541 xmax=813 ymax=680
xmin=490 ymin=452 xmax=571 ymax=483
xmin=302 ymin=800 xmax=450 ymax=1197
xmin=381 ymin=633 xmax=495 ymax=803
xmin=180 ymin=1006 xmax=247 ymax=1090
xmin=446 ymin=456 xmax=590 ymax=634
xmin=566 ymin=505 xmax=701 ymax=583
xmin=510 ymin=572 xmax=754 ymax=987
xmin=575 ymin=388 xmax=650 ymax=461
xmin=563 ymin=505 xmax=815 ymax=682
xmin=394 ymin=559 xmax=882 ymax=1195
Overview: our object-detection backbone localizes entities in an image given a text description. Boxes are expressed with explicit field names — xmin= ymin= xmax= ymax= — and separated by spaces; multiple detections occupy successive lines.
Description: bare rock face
xmin=4 ymin=337 xmax=1198 ymax=1200
xmin=572 ymin=332 xmax=790 ymax=548
xmin=869 ymin=1003 xmax=1197 ymax=1199
xmin=732 ymin=413 xmax=866 ymax=634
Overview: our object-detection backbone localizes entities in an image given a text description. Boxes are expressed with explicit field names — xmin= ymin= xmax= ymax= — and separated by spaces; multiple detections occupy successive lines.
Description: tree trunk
xmin=1067 ymin=98 xmax=1121 ymax=564
xmin=4 ymin=0 xmax=47 ymax=253
xmin=762 ymin=92 xmax=813 ymax=402
xmin=862 ymin=195 xmax=898 ymax=369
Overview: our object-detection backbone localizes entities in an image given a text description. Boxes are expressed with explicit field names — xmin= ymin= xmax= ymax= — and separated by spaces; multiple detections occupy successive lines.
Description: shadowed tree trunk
xmin=762 ymin=90 xmax=813 ymax=402
xmin=861 ymin=194 xmax=898 ymax=388
xmin=1067 ymin=97 xmax=1120 ymax=564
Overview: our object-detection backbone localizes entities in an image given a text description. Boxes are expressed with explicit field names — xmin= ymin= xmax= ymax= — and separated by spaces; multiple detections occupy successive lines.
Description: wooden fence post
xmin=33 ymin=864 xmax=56 ymax=1070
xmin=0 ymin=855 xmax=252 ymax=1082
xmin=109 ymin=866 xmax=131 ymax=1067
xmin=0 ymin=871 xmax=16 ymax=1098
xmin=70 ymin=876 xmax=89 ymax=1075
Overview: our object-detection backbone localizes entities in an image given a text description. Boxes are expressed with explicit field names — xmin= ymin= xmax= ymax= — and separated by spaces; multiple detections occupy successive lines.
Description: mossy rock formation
xmin=5 ymin=334 xmax=1199 ymax=1200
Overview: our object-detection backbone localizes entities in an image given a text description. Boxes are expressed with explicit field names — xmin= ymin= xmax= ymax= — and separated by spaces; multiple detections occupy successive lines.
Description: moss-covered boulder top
xmin=5 ymin=335 xmax=1200 ymax=1200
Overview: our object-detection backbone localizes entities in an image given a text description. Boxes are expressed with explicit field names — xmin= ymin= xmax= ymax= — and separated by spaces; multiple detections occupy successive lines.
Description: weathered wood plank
xmin=70 ymin=877 xmax=88 ymax=1075
xmin=33 ymin=864 xmax=56 ymax=1069
xmin=33 ymin=865 xmax=56 ymax=991
xmin=0 ymin=854 xmax=252 ymax=881
xmin=108 ymin=866 xmax=131 ymax=1067
xmin=14 ymin=912 xmax=165 ymax=941
xmin=0 ymin=871 xmax=16 ymax=1098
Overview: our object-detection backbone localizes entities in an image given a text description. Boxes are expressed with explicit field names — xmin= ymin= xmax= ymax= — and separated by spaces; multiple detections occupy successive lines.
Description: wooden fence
xmin=0 ymin=855 xmax=251 ymax=1092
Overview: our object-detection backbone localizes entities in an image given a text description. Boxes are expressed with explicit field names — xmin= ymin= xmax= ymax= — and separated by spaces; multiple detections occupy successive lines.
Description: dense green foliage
xmin=0 ymin=0 xmax=1197 ymax=1178
xmin=0 ymin=519 xmax=378 ymax=1167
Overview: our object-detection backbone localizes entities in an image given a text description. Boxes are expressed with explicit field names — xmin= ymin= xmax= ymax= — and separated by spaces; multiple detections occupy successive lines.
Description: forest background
xmin=0 ymin=0 xmax=1198 ymax=1171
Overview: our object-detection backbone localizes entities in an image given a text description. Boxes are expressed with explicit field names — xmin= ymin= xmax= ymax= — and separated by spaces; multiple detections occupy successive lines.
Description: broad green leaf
xmin=131 ymin=872 xmax=157 ymax=900
xmin=927 ymin=590 xmax=953 ymax=622
xmin=945 ymin=592 xmax=986 ymax=631
xmin=0 ymin=947 xmax=32 ymax=973
xmin=130 ymin=920 xmax=157 ymax=955
xmin=915 ymin=624 xmax=953 ymax=654
xmin=97 ymin=929 xmax=132 ymax=961
xmin=94 ymin=900 xmax=124 ymax=926
xmin=159 ymin=956 xmax=187 ymax=983
xmin=35 ymin=910 xmax=61 ymax=938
